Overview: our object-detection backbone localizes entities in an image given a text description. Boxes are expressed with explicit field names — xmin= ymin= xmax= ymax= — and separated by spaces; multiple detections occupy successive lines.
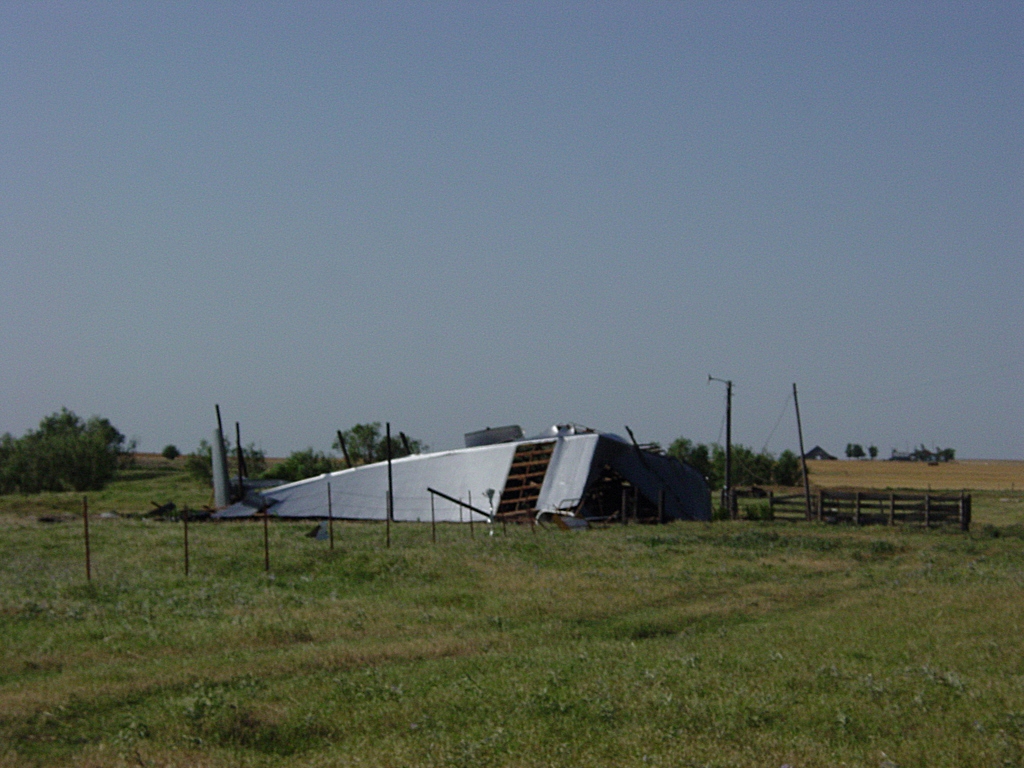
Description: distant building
xmin=803 ymin=445 xmax=837 ymax=461
xmin=889 ymin=447 xmax=953 ymax=463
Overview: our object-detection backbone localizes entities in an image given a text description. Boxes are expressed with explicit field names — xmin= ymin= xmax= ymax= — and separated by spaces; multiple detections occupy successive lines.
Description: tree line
xmin=667 ymin=438 xmax=803 ymax=489
xmin=845 ymin=443 xmax=955 ymax=461
xmin=2 ymin=411 xmax=805 ymax=497
xmin=0 ymin=411 xmax=429 ymax=495
xmin=192 ymin=430 xmax=797 ymax=489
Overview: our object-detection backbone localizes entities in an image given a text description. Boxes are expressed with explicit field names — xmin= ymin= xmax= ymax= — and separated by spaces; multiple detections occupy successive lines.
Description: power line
xmin=761 ymin=392 xmax=793 ymax=454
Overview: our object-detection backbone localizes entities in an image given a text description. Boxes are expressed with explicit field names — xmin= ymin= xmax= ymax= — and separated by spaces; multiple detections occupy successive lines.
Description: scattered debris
xmin=537 ymin=511 xmax=589 ymax=530
xmin=149 ymin=501 xmax=176 ymax=518
xmin=306 ymin=521 xmax=329 ymax=540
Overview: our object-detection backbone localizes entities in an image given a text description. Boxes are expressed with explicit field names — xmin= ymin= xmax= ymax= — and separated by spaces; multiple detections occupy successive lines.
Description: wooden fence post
xmin=768 ymin=490 xmax=774 ymax=520
xmin=386 ymin=423 xmax=394 ymax=548
xmin=183 ymin=506 xmax=189 ymax=575
xmin=327 ymin=482 xmax=334 ymax=551
xmin=387 ymin=491 xmax=394 ymax=548
xmin=430 ymin=492 xmax=436 ymax=544
xmin=817 ymin=489 xmax=824 ymax=522
xmin=888 ymin=493 xmax=895 ymax=526
xmin=263 ymin=504 xmax=270 ymax=572
xmin=924 ymin=493 xmax=931 ymax=528
xmin=82 ymin=496 xmax=91 ymax=582
xmin=854 ymin=491 xmax=861 ymax=526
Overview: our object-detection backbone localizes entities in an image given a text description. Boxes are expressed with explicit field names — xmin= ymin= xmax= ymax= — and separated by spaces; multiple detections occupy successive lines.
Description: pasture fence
xmin=732 ymin=487 xmax=971 ymax=530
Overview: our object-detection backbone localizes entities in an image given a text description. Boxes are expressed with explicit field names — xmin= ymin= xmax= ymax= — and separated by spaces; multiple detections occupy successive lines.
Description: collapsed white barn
xmin=215 ymin=424 xmax=712 ymax=523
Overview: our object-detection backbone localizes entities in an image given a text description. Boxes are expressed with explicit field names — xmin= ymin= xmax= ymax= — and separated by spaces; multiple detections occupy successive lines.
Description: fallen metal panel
xmin=535 ymin=434 xmax=601 ymax=512
xmin=255 ymin=442 xmax=520 ymax=522
xmin=214 ymin=502 xmax=256 ymax=519
xmin=607 ymin=448 xmax=712 ymax=521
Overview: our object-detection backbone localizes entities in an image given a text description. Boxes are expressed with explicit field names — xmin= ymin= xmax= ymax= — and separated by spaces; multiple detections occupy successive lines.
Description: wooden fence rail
xmin=732 ymin=487 xmax=971 ymax=530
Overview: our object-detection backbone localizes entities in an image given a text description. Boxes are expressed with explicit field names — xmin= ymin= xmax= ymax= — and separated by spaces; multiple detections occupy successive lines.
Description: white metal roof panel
xmin=260 ymin=441 xmax=519 ymax=522
xmin=535 ymin=434 xmax=600 ymax=512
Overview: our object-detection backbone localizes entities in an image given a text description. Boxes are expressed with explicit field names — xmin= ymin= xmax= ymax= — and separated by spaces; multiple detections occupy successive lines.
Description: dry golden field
xmin=804 ymin=458 xmax=1024 ymax=491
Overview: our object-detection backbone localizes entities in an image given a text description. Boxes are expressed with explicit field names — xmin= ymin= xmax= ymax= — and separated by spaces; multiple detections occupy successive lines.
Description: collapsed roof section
xmin=215 ymin=425 xmax=711 ymax=523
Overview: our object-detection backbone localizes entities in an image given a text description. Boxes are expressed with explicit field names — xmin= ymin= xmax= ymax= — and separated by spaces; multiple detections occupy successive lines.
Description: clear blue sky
xmin=2 ymin=2 xmax=1021 ymax=459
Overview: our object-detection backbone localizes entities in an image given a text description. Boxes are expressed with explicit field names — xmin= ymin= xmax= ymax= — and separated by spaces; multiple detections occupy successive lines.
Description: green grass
xmin=2 ymin=475 xmax=1024 ymax=766
xmin=0 ymin=462 xmax=212 ymax=520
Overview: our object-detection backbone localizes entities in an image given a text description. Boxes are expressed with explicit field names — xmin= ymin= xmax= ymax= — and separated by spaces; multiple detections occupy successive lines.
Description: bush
xmin=185 ymin=440 xmax=214 ymax=484
xmin=745 ymin=502 xmax=774 ymax=521
xmin=0 ymin=408 xmax=132 ymax=494
xmin=162 ymin=444 xmax=180 ymax=461
xmin=186 ymin=440 xmax=265 ymax=485
xmin=261 ymin=449 xmax=336 ymax=483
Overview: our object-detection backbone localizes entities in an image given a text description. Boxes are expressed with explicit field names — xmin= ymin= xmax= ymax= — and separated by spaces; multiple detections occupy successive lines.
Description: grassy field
xmin=1 ymin=463 xmax=1023 ymax=767
xmin=0 ymin=456 xmax=213 ymax=522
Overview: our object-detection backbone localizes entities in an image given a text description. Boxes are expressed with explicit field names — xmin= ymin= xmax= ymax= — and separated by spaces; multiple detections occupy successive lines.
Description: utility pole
xmin=793 ymin=383 xmax=813 ymax=521
xmin=709 ymin=376 xmax=734 ymax=519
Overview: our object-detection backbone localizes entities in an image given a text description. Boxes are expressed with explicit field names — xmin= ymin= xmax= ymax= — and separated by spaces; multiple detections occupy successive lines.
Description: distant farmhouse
xmin=890 ymin=446 xmax=956 ymax=463
xmin=803 ymin=446 xmax=837 ymax=461
xmin=889 ymin=450 xmax=915 ymax=462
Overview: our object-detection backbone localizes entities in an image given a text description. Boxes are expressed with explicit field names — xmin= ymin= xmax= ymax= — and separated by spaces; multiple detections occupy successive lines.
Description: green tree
xmin=333 ymin=423 xmax=425 ymax=466
xmin=667 ymin=438 xmax=719 ymax=489
xmin=185 ymin=439 xmax=215 ymax=484
xmin=911 ymin=444 xmax=935 ymax=462
xmin=237 ymin=443 xmax=266 ymax=476
xmin=261 ymin=449 xmax=337 ymax=482
xmin=0 ymin=408 xmax=131 ymax=494
xmin=868 ymin=445 xmax=879 ymax=460
xmin=774 ymin=449 xmax=801 ymax=486
xmin=846 ymin=443 xmax=865 ymax=459
xmin=162 ymin=444 xmax=180 ymax=461
xmin=728 ymin=445 xmax=775 ymax=486
xmin=670 ymin=437 xmax=805 ymax=489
